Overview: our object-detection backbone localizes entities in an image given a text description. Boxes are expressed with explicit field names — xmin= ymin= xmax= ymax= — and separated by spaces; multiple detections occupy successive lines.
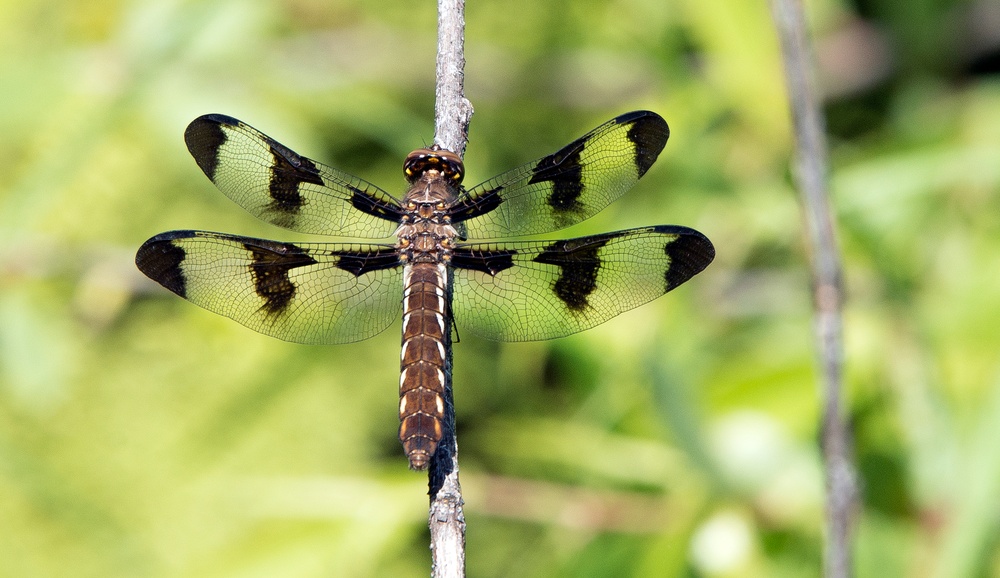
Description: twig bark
xmin=768 ymin=1 xmax=857 ymax=577
xmin=433 ymin=0 xmax=474 ymax=156
xmin=428 ymin=0 xmax=472 ymax=576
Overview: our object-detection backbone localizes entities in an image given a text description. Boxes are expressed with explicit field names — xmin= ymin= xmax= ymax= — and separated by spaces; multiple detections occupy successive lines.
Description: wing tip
xmin=189 ymin=113 xmax=241 ymax=126
xmin=184 ymin=116 xmax=235 ymax=180
xmin=659 ymin=226 xmax=715 ymax=290
xmin=617 ymin=111 xmax=669 ymax=178
xmin=615 ymin=109 xmax=665 ymax=124
xmin=135 ymin=232 xmax=193 ymax=297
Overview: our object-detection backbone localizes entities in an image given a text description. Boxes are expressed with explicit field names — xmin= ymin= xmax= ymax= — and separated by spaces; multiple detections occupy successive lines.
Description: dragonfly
xmin=135 ymin=111 xmax=715 ymax=469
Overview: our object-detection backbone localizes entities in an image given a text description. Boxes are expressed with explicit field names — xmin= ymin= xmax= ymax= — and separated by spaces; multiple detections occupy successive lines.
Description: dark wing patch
xmin=263 ymin=139 xmax=325 ymax=223
xmin=452 ymin=111 xmax=669 ymax=239
xmin=184 ymin=117 xmax=227 ymax=181
xmin=243 ymin=240 xmax=318 ymax=316
xmin=623 ymin=110 xmax=669 ymax=178
xmin=665 ymin=233 xmax=715 ymax=291
xmin=528 ymin=140 xmax=586 ymax=228
xmin=532 ymin=237 xmax=610 ymax=312
xmin=336 ymin=249 xmax=404 ymax=277
xmin=450 ymin=247 xmax=518 ymax=276
xmin=451 ymin=226 xmax=713 ymax=341
xmin=135 ymin=230 xmax=403 ymax=344
xmin=445 ymin=186 xmax=503 ymax=228
xmin=184 ymin=114 xmax=402 ymax=238
xmin=135 ymin=235 xmax=188 ymax=297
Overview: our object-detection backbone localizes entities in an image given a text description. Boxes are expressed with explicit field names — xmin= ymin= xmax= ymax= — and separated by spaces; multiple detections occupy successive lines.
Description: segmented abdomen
xmin=398 ymin=262 xmax=449 ymax=470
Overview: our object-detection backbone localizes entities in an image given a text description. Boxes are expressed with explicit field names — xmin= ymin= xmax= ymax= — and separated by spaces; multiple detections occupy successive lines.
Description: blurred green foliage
xmin=1 ymin=0 xmax=999 ymax=576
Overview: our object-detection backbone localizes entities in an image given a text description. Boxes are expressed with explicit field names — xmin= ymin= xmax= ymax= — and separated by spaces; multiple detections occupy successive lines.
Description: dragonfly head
xmin=403 ymin=146 xmax=464 ymax=185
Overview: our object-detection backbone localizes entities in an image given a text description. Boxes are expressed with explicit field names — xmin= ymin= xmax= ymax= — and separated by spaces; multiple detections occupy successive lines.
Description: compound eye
xmin=403 ymin=147 xmax=465 ymax=184
xmin=437 ymin=151 xmax=465 ymax=184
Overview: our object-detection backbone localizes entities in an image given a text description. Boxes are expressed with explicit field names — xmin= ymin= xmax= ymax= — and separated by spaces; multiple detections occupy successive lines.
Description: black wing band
xmin=136 ymin=230 xmax=403 ymax=344
xmin=184 ymin=114 xmax=403 ymax=238
xmin=450 ymin=225 xmax=713 ymax=341
xmin=451 ymin=111 xmax=670 ymax=238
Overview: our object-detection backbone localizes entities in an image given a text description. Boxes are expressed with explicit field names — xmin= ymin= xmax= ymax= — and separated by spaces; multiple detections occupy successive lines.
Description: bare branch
xmin=433 ymin=0 xmax=474 ymax=156
xmin=769 ymin=1 xmax=858 ymax=576
xmin=428 ymin=0 xmax=471 ymax=576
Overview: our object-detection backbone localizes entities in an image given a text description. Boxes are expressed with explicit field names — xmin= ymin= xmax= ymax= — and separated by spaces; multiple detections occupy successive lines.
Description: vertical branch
xmin=769 ymin=1 xmax=857 ymax=577
xmin=433 ymin=0 xmax=474 ymax=155
xmin=429 ymin=0 xmax=472 ymax=576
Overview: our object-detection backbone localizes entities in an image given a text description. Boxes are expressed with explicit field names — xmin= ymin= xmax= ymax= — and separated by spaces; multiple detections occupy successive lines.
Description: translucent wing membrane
xmin=139 ymin=111 xmax=712 ymax=346
xmin=451 ymin=111 xmax=670 ymax=239
xmin=451 ymin=225 xmax=714 ymax=341
xmin=185 ymin=114 xmax=403 ymax=239
xmin=135 ymin=231 xmax=403 ymax=344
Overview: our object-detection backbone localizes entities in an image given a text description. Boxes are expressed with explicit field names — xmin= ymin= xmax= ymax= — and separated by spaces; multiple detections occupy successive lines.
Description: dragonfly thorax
xmin=397 ymin=152 xmax=462 ymax=256
xmin=396 ymin=170 xmax=458 ymax=264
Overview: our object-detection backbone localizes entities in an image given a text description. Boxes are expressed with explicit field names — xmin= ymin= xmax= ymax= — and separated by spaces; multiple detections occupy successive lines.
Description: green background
xmin=2 ymin=0 xmax=999 ymax=576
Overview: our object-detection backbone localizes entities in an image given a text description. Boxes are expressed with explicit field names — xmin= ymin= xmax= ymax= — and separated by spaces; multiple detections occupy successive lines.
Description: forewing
xmin=450 ymin=111 xmax=669 ymax=239
xmin=135 ymin=231 xmax=403 ymax=344
xmin=185 ymin=114 xmax=403 ymax=238
xmin=450 ymin=226 xmax=714 ymax=341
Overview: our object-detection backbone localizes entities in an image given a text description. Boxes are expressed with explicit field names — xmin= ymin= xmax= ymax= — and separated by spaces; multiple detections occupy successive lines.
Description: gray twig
xmin=769 ymin=0 xmax=857 ymax=576
xmin=433 ymin=0 xmax=474 ymax=156
xmin=428 ymin=0 xmax=471 ymax=576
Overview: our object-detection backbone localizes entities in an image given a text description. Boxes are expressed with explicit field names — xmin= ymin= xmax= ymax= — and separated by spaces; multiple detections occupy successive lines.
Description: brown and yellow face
xmin=403 ymin=147 xmax=464 ymax=185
